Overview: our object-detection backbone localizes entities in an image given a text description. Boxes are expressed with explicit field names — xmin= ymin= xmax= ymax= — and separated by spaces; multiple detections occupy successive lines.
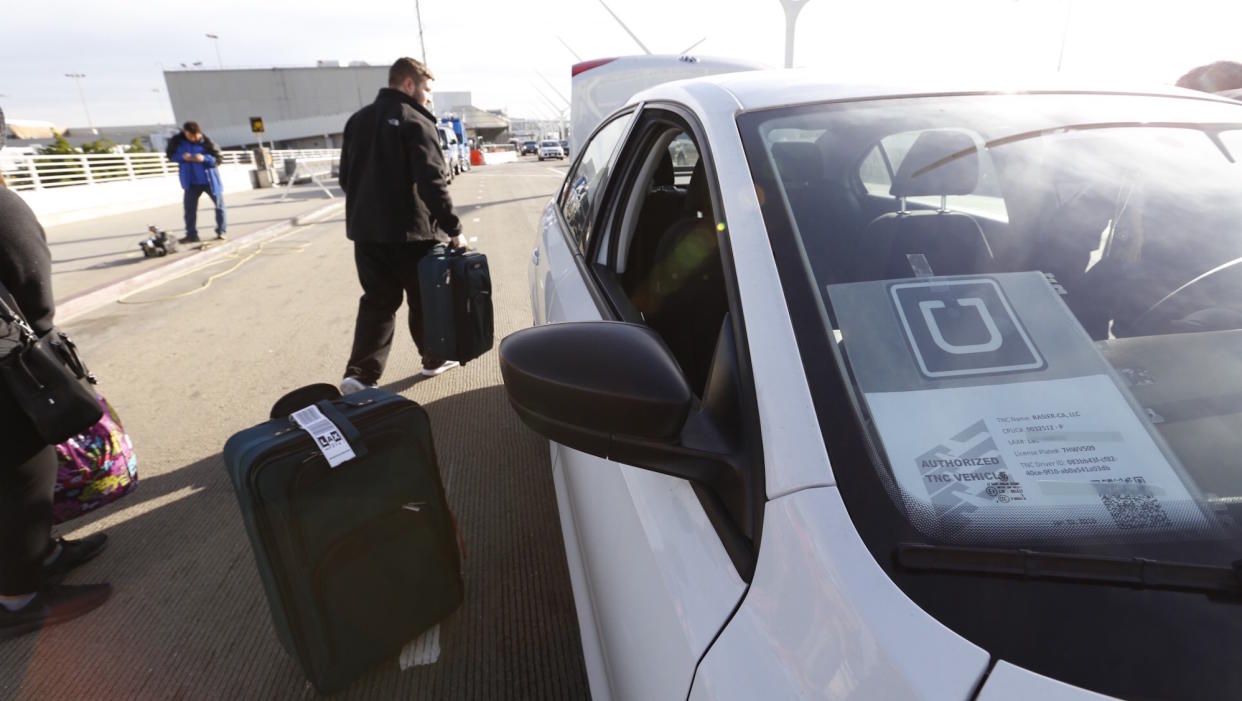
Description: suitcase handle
xmin=313 ymin=399 xmax=369 ymax=460
xmin=432 ymin=242 xmax=470 ymax=257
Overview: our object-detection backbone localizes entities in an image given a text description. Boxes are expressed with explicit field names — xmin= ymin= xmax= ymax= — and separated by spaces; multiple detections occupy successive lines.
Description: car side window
xmin=607 ymin=124 xmax=729 ymax=396
xmin=559 ymin=113 xmax=634 ymax=251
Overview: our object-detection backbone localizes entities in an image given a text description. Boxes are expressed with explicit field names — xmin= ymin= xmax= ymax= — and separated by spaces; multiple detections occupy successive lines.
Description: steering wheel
xmin=1124 ymin=256 xmax=1242 ymax=335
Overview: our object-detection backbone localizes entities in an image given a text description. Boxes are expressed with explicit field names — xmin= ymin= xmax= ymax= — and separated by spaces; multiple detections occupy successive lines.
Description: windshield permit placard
xmin=866 ymin=375 xmax=1209 ymax=539
xmin=828 ymin=272 xmax=1214 ymax=541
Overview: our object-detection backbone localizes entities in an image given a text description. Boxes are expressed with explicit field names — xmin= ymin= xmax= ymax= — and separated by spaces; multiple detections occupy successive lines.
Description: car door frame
xmin=582 ymin=101 xmax=769 ymax=579
xmin=551 ymin=106 xmax=642 ymax=317
xmin=540 ymin=101 xmax=772 ymax=700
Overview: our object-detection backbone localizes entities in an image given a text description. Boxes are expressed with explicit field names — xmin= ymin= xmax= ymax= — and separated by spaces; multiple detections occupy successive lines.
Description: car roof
xmin=629 ymin=68 xmax=1242 ymax=112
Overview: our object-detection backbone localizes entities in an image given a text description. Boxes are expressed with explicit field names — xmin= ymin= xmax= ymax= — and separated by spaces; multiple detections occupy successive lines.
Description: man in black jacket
xmin=338 ymin=57 xmax=464 ymax=393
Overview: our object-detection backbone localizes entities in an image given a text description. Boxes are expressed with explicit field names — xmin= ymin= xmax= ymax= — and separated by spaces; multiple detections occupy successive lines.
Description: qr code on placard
xmin=1095 ymin=478 xmax=1174 ymax=530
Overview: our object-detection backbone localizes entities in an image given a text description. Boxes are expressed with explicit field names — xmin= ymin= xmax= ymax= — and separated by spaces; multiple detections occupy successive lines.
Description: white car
xmin=538 ymin=140 xmax=565 ymax=161
xmin=500 ymin=70 xmax=1242 ymax=701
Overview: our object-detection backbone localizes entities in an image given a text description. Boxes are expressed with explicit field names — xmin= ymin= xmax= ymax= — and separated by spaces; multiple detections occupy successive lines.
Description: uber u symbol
xmin=919 ymin=298 xmax=1003 ymax=355
xmin=891 ymin=278 xmax=1044 ymax=379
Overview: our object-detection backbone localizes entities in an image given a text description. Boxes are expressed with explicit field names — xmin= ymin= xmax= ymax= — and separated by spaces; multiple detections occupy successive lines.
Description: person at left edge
xmin=165 ymin=121 xmax=227 ymax=243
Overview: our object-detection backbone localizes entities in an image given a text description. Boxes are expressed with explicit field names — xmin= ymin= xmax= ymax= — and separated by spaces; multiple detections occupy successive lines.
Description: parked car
xmin=502 ymin=70 xmax=1242 ymax=701
xmin=560 ymin=139 xmax=570 ymax=157
xmin=435 ymin=125 xmax=454 ymax=184
xmin=439 ymin=116 xmax=470 ymax=174
xmin=538 ymin=140 xmax=565 ymax=161
xmin=521 ymin=140 xmax=539 ymax=155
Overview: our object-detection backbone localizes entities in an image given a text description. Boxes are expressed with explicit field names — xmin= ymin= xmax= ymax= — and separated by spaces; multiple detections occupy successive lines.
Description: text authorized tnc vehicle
xmin=500 ymin=71 xmax=1242 ymax=700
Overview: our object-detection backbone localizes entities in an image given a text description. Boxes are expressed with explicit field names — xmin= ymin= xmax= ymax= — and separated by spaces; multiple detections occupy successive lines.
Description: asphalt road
xmin=0 ymin=158 xmax=588 ymax=699
xmin=46 ymin=185 xmax=343 ymax=301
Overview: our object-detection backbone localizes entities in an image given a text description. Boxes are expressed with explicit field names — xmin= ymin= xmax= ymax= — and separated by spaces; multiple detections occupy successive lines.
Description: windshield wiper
xmin=897 ymin=543 xmax=1242 ymax=595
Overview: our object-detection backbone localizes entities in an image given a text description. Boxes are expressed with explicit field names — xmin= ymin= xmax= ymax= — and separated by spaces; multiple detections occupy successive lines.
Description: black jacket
xmin=339 ymin=88 xmax=461 ymax=243
xmin=0 ymin=188 xmax=55 ymax=462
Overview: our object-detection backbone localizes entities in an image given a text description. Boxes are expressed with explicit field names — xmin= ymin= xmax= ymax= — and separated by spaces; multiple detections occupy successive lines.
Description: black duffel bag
xmin=0 ymin=282 xmax=102 ymax=444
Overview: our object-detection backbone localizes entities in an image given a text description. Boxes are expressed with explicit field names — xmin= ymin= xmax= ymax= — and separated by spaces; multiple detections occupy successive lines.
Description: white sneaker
xmin=420 ymin=360 xmax=461 ymax=377
xmin=339 ymin=376 xmax=374 ymax=395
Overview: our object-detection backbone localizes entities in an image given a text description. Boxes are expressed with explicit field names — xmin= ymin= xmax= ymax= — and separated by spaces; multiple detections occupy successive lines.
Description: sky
xmin=0 ymin=0 xmax=1239 ymax=128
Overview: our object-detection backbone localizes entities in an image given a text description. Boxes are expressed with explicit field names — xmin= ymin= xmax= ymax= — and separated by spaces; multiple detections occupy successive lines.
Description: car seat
xmin=625 ymin=152 xmax=687 ymax=296
xmin=647 ymin=161 xmax=728 ymax=394
xmin=861 ymin=129 xmax=994 ymax=279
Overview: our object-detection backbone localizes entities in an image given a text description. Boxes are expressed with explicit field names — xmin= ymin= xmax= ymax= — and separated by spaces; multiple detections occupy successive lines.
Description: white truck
xmin=569 ymin=54 xmax=765 ymax=153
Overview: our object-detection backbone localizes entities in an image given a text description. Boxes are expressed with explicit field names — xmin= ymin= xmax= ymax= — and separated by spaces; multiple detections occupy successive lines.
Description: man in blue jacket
xmin=165 ymin=121 xmax=226 ymax=243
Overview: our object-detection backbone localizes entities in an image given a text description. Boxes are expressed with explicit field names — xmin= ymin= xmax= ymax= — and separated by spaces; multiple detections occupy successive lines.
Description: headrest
xmin=685 ymin=160 xmax=708 ymax=214
xmin=771 ymin=141 xmax=823 ymax=185
xmin=891 ymin=130 xmax=979 ymax=198
xmin=653 ymin=152 xmax=674 ymax=188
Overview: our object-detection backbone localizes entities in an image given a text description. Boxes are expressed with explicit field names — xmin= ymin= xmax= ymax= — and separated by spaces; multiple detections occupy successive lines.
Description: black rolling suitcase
xmin=223 ymin=384 xmax=463 ymax=694
xmin=418 ymin=244 xmax=493 ymax=364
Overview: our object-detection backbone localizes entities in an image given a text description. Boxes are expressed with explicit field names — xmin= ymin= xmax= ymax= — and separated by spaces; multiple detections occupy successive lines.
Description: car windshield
xmin=541 ymin=141 xmax=558 ymax=148
xmin=739 ymin=93 xmax=1242 ymax=560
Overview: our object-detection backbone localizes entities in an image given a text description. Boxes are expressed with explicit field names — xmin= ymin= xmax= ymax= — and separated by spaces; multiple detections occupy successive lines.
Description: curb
xmin=57 ymin=200 xmax=344 ymax=323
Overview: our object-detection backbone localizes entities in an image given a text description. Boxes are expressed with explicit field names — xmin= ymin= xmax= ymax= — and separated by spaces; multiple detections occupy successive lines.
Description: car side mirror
xmin=499 ymin=322 xmax=693 ymax=454
xmin=501 ymin=320 xmax=757 ymax=551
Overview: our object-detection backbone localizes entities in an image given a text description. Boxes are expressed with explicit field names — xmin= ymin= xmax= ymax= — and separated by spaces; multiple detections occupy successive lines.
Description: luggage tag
xmin=290 ymin=404 xmax=357 ymax=468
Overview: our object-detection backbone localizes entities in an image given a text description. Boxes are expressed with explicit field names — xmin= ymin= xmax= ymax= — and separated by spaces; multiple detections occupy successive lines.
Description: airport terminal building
xmin=163 ymin=64 xmax=507 ymax=149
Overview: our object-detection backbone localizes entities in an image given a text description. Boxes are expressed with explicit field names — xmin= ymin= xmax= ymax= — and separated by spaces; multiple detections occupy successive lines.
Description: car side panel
xmin=549 ymin=447 xmax=613 ymax=701
xmin=531 ymin=203 xmax=562 ymax=326
xmin=690 ymin=487 xmax=989 ymax=701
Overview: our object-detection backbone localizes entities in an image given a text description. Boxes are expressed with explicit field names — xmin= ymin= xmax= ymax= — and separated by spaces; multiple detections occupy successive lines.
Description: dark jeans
xmin=345 ymin=240 xmax=441 ymax=385
xmin=184 ymin=184 xmax=226 ymax=238
xmin=0 ymin=444 xmax=56 ymax=595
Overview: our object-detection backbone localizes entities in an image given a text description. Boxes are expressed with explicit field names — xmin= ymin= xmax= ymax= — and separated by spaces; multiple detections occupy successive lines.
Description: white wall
xmin=165 ymin=66 xmax=388 ymax=148
xmin=482 ymin=151 xmax=518 ymax=165
xmin=18 ymin=164 xmax=253 ymax=227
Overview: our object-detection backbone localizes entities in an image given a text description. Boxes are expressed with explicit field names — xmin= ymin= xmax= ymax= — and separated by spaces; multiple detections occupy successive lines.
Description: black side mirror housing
xmin=499 ymin=322 xmax=693 ymax=456
xmin=501 ymin=319 xmax=758 ymax=571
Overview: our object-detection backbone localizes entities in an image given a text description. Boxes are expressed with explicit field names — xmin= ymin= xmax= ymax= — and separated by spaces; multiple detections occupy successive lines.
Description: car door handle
xmin=531 ymin=248 xmax=540 ymax=266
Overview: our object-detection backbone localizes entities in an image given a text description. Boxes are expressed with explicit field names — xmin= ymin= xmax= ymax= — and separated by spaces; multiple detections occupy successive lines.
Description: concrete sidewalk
xmin=45 ymin=184 xmax=343 ymax=303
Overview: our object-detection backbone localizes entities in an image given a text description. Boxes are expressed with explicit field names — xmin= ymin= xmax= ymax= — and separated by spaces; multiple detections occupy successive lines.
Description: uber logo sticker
xmin=891 ymin=279 xmax=1044 ymax=378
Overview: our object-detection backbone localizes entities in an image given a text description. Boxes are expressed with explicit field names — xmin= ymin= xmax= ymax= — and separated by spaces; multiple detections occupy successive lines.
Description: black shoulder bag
xmin=0 ymin=282 xmax=102 ymax=444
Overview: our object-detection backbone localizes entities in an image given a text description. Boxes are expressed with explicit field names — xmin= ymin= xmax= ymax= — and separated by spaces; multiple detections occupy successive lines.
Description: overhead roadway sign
xmin=250 ymin=116 xmax=265 ymax=134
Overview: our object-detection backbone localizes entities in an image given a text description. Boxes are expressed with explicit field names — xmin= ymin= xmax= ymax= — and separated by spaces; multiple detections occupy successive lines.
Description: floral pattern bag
xmin=52 ymin=394 xmax=138 ymax=524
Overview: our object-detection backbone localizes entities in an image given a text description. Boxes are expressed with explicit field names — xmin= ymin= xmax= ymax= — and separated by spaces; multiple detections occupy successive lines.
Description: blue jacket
xmin=166 ymin=133 xmax=223 ymax=194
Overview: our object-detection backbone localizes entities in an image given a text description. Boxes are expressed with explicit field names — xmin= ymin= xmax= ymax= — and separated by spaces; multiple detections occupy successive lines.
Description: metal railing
xmin=278 ymin=157 xmax=338 ymax=202
xmin=0 ymin=148 xmax=340 ymax=192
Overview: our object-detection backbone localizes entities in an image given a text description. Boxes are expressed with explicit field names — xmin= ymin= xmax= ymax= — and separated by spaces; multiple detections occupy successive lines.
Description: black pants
xmin=183 ymin=184 xmax=227 ymax=238
xmin=0 ymin=444 xmax=56 ymax=595
xmin=345 ymin=240 xmax=441 ymax=385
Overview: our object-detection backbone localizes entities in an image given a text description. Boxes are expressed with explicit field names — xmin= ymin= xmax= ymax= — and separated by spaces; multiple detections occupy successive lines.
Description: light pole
xmin=1055 ymin=0 xmax=1073 ymax=72
xmin=414 ymin=0 xmax=428 ymax=65
xmin=778 ymin=0 xmax=812 ymax=69
xmin=206 ymin=33 xmax=222 ymax=68
xmin=64 ymin=72 xmax=97 ymax=135
xmin=597 ymin=0 xmax=652 ymax=55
